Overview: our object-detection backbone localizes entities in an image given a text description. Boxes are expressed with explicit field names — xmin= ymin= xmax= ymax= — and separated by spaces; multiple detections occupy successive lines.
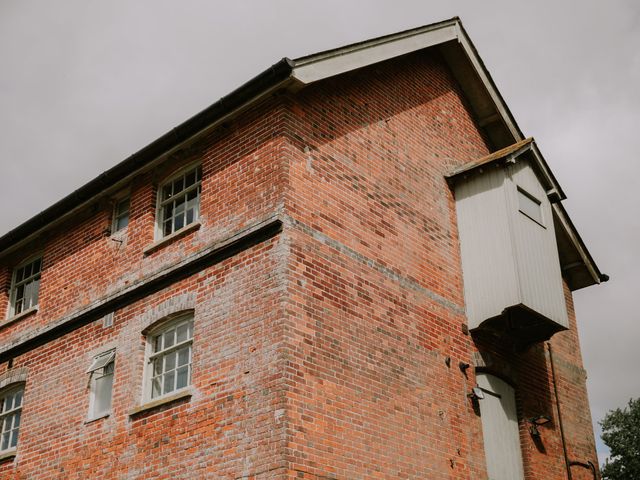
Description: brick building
xmin=0 ymin=18 xmax=606 ymax=479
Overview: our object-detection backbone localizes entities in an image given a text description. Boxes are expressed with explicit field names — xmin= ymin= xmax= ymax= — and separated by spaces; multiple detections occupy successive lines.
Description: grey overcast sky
xmin=1 ymin=0 xmax=638 ymax=464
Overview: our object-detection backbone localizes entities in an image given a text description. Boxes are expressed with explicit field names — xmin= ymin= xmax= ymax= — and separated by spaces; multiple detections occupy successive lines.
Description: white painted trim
xmin=454 ymin=23 xmax=522 ymax=142
xmin=551 ymin=203 xmax=600 ymax=285
xmin=292 ymin=24 xmax=457 ymax=84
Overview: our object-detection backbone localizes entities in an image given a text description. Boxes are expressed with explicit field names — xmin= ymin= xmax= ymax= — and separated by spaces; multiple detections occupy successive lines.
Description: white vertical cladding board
xmin=477 ymin=373 xmax=525 ymax=480
xmin=506 ymin=161 xmax=569 ymax=328
xmin=454 ymin=167 xmax=520 ymax=329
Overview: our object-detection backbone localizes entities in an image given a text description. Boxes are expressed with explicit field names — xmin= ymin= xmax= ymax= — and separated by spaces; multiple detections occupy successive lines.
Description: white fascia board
xmin=527 ymin=142 xmax=566 ymax=202
xmin=291 ymin=20 xmax=522 ymax=147
xmin=291 ymin=24 xmax=458 ymax=84
xmin=552 ymin=203 xmax=601 ymax=285
xmin=453 ymin=23 xmax=522 ymax=143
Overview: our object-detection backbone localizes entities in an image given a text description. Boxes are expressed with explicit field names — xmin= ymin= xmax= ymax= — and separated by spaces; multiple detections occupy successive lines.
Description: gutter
xmin=0 ymin=58 xmax=294 ymax=257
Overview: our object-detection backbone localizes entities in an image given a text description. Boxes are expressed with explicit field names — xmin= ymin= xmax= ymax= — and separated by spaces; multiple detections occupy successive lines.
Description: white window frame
xmin=8 ymin=255 xmax=42 ymax=318
xmin=87 ymin=349 xmax=116 ymax=420
xmin=0 ymin=384 xmax=24 ymax=454
xmin=112 ymin=196 xmax=130 ymax=233
xmin=143 ymin=313 xmax=194 ymax=403
xmin=155 ymin=163 xmax=202 ymax=239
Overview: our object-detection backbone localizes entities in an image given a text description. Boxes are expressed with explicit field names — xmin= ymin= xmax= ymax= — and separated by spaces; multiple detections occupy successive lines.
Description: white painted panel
xmin=293 ymin=25 xmax=457 ymax=84
xmin=507 ymin=162 xmax=569 ymax=328
xmin=454 ymin=167 xmax=520 ymax=329
xmin=477 ymin=373 xmax=525 ymax=480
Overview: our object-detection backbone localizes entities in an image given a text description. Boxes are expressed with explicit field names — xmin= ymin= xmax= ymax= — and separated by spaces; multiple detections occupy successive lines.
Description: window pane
xmin=174 ymin=215 xmax=184 ymax=231
xmin=154 ymin=334 xmax=162 ymax=352
xmin=103 ymin=362 xmax=115 ymax=375
xmin=1 ymin=432 xmax=9 ymax=451
xmin=173 ymin=177 xmax=184 ymax=193
xmin=176 ymin=323 xmax=189 ymax=343
xmin=3 ymin=394 xmax=13 ymax=412
xmin=30 ymin=279 xmax=40 ymax=307
xmin=152 ymin=378 xmax=162 ymax=398
xmin=153 ymin=358 xmax=163 ymax=376
xmin=162 ymin=184 xmax=173 ymax=201
xmin=15 ymin=298 xmax=24 ymax=315
xmin=165 ymin=351 xmax=176 ymax=372
xmin=163 ymin=329 xmax=175 ymax=349
xmin=10 ymin=429 xmax=18 ymax=448
xmin=185 ymin=171 xmax=195 ymax=187
xmin=95 ymin=374 xmax=113 ymax=415
xmin=23 ymin=283 xmax=32 ymax=309
xmin=177 ymin=347 xmax=190 ymax=367
xmin=15 ymin=268 xmax=24 ymax=283
xmin=15 ymin=285 xmax=24 ymax=304
xmin=14 ymin=391 xmax=22 ymax=408
xmin=163 ymin=370 xmax=175 ymax=394
xmin=176 ymin=366 xmax=189 ymax=390
xmin=174 ymin=195 xmax=185 ymax=212
xmin=116 ymin=214 xmax=129 ymax=231
xmin=163 ymin=219 xmax=172 ymax=237
xmin=33 ymin=258 xmax=41 ymax=274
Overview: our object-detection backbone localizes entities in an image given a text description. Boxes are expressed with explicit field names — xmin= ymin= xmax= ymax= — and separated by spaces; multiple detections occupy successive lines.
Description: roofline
xmin=0 ymin=58 xmax=295 ymax=256
xmin=1 ymin=17 xmax=522 ymax=255
xmin=552 ymin=202 xmax=607 ymax=285
xmin=453 ymin=20 xmax=525 ymax=142
xmin=294 ymin=17 xmax=461 ymax=65
xmin=0 ymin=17 xmax=599 ymax=288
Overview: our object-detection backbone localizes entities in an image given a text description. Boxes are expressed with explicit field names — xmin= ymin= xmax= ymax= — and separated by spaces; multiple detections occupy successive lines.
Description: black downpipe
xmin=548 ymin=342 xmax=573 ymax=480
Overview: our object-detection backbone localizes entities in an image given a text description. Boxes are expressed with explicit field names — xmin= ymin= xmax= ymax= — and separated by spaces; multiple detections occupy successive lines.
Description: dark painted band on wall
xmin=0 ymin=216 xmax=283 ymax=364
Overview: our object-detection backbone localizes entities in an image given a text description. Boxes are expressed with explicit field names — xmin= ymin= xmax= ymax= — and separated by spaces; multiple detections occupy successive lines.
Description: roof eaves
xmin=552 ymin=202 xmax=607 ymax=286
xmin=293 ymin=17 xmax=460 ymax=66
xmin=290 ymin=18 xmax=460 ymax=85
xmin=0 ymin=58 xmax=295 ymax=257
xmin=453 ymin=21 xmax=525 ymax=143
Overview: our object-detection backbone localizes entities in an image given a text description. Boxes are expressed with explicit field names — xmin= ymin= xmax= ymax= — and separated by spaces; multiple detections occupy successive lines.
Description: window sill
xmin=85 ymin=413 xmax=110 ymax=424
xmin=1 ymin=306 xmax=38 ymax=329
xmin=0 ymin=448 xmax=16 ymax=462
xmin=142 ymin=222 xmax=201 ymax=256
xmin=129 ymin=389 xmax=192 ymax=417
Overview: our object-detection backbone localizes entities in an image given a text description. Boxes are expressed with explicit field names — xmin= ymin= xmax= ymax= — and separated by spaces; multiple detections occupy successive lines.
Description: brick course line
xmin=285 ymin=214 xmax=465 ymax=315
xmin=0 ymin=215 xmax=282 ymax=362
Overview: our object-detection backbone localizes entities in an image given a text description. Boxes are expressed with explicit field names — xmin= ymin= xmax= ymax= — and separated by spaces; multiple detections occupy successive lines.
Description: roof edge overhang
xmin=553 ymin=202 xmax=607 ymax=290
xmin=289 ymin=17 xmax=524 ymax=146
xmin=0 ymin=59 xmax=296 ymax=257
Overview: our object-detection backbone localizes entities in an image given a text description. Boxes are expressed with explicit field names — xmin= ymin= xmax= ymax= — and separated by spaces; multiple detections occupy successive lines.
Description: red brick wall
xmin=0 ymin=97 xmax=287 ymax=347
xmin=280 ymin=49 xmax=599 ymax=478
xmin=0 ymin=47 xmax=599 ymax=479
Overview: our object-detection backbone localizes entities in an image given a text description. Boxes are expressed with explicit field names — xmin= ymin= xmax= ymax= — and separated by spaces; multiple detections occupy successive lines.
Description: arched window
xmin=144 ymin=313 xmax=194 ymax=401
